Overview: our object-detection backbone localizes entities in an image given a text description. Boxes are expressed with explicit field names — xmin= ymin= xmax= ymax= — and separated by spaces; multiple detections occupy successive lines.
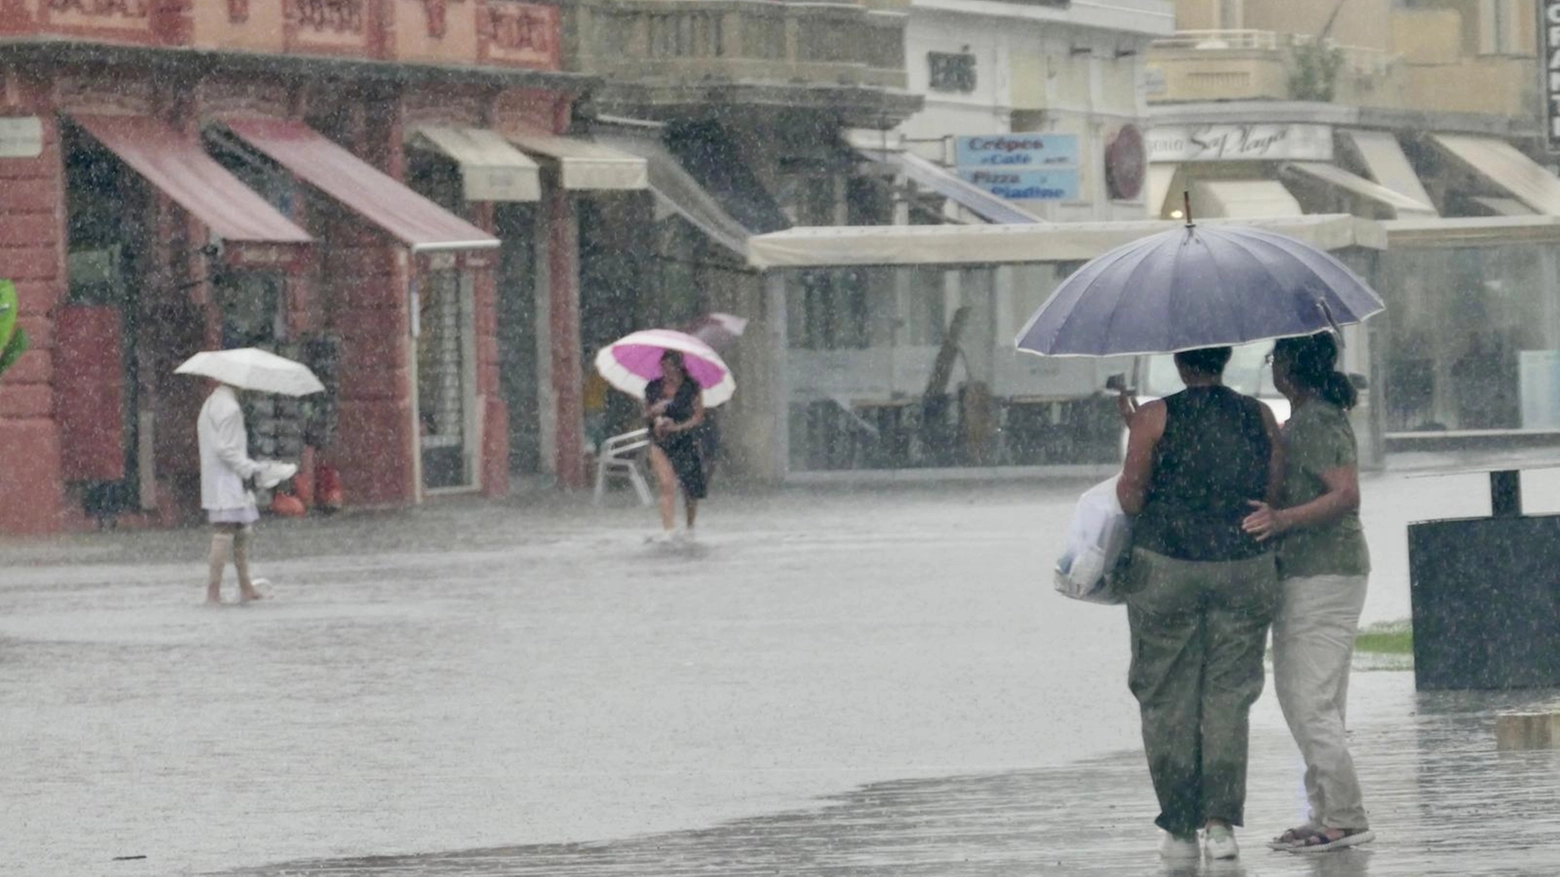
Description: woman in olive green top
xmin=1242 ymin=332 xmax=1375 ymax=854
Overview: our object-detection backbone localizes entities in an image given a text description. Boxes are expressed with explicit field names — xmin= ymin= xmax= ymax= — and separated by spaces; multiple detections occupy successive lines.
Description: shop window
xmin=62 ymin=126 xmax=146 ymax=518
xmin=216 ymin=271 xmax=283 ymax=350
xmin=793 ymin=269 xmax=868 ymax=350
xmin=495 ymin=203 xmax=542 ymax=474
xmin=785 ymin=262 xmax=1124 ymax=473
xmin=418 ymin=269 xmax=477 ymax=490
xmin=1379 ymin=244 xmax=1556 ymax=432
xmin=1477 ymin=0 xmax=1525 ymax=55
xmin=1215 ymin=0 xmax=1243 ymax=29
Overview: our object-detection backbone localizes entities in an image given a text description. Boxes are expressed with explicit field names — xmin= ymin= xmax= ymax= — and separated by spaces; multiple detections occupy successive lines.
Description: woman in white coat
xmin=198 ymin=382 xmax=289 ymax=604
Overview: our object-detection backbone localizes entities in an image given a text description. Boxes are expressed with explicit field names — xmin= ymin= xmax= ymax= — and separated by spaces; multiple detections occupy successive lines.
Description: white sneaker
xmin=1158 ymin=831 xmax=1200 ymax=860
xmin=1204 ymin=824 xmax=1239 ymax=860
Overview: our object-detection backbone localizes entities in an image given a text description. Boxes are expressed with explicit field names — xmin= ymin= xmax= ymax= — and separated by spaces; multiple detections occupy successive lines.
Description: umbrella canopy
xmin=594 ymin=329 xmax=735 ymax=408
xmin=175 ymin=348 xmax=325 ymax=396
xmin=1015 ymin=224 xmax=1385 ymax=357
xmin=0 ymin=279 xmax=17 ymax=351
xmin=684 ymin=312 xmax=749 ymax=353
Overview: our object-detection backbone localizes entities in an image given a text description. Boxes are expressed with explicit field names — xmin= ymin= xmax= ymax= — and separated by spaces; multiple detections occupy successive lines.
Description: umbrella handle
xmin=1318 ymin=299 xmax=1345 ymax=346
xmin=1183 ymin=191 xmax=1194 ymax=228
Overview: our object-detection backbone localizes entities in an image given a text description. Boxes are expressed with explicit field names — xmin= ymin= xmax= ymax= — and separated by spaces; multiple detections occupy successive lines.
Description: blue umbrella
xmin=1015 ymin=223 xmax=1385 ymax=357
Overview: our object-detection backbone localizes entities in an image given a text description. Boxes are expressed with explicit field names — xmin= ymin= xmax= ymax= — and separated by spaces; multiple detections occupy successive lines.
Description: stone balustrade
xmin=563 ymin=0 xmax=908 ymax=93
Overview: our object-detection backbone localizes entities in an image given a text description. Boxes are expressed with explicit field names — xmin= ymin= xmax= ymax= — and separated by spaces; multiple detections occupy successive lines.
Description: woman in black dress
xmin=644 ymin=350 xmax=707 ymax=540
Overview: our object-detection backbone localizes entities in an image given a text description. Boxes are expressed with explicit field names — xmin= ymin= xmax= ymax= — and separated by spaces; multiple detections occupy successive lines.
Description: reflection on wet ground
xmin=218 ymin=687 xmax=1560 ymax=876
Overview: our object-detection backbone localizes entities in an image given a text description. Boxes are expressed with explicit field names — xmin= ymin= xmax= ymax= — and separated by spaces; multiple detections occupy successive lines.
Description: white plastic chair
xmin=594 ymin=428 xmax=653 ymax=506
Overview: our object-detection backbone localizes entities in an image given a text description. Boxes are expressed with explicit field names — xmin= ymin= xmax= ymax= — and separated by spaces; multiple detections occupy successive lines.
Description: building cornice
xmin=0 ymin=38 xmax=597 ymax=95
xmin=591 ymin=83 xmax=924 ymax=128
xmin=911 ymin=0 xmax=1175 ymax=38
xmin=1148 ymin=101 xmax=1542 ymax=140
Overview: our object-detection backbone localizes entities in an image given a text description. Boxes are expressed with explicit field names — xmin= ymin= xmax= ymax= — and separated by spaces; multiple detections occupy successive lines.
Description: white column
xmin=766 ymin=271 xmax=790 ymax=483
xmin=533 ymin=198 xmax=556 ymax=477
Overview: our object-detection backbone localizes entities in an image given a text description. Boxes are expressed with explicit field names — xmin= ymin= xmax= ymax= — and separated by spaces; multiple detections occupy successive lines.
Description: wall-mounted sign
xmin=1142 ymin=68 xmax=1168 ymax=96
xmin=1543 ymin=0 xmax=1560 ymax=152
xmin=1106 ymin=125 xmax=1146 ymax=201
xmin=928 ymin=52 xmax=977 ymax=93
xmin=0 ymin=118 xmax=43 ymax=159
xmin=484 ymin=1 xmax=562 ymax=70
xmin=956 ymin=134 xmax=1078 ymax=169
xmin=1148 ymin=124 xmax=1334 ymax=163
xmin=958 ymin=169 xmax=1079 ymax=201
xmin=955 ymin=134 xmax=1079 ymax=201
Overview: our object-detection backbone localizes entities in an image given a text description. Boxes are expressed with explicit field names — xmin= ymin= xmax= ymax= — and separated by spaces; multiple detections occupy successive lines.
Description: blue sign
xmin=955 ymin=134 xmax=1079 ymax=170
xmin=958 ymin=168 xmax=1079 ymax=202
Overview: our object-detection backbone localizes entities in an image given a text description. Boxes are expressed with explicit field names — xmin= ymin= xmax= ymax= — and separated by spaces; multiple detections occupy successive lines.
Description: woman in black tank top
xmin=1114 ymin=346 xmax=1285 ymax=860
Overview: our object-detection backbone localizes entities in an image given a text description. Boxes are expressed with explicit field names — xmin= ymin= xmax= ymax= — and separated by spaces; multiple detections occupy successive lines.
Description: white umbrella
xmin=684 ymin=312 xmax=748 ymax=353
xmin=175 ymin=348 xmax=325 ymax=396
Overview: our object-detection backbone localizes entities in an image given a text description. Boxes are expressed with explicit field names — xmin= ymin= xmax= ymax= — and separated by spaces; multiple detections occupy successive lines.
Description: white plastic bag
xmin=1054 ymin=476 xmax=1132 ymax=605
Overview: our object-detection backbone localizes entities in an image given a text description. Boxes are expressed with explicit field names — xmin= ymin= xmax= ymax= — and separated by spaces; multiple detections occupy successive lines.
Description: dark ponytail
xmin=1273 ymin=332 xmax=1357 ymax=410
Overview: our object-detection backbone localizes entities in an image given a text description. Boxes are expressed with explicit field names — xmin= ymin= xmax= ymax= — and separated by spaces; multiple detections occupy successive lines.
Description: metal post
xmin=1491 ymin=469 xmax=1522 ymax=517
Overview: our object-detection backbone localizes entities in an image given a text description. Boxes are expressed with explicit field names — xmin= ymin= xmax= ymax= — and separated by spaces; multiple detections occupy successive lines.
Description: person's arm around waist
xmin=1260 ymin=402 xmax=1285 ymax=508
xmin=1243 ymin=464 xmax=1358 ymax=542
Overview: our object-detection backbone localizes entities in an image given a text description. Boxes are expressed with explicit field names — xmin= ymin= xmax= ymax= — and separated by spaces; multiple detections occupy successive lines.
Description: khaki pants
xmin=1272 ymin=574 xmax=1369 ymax=830
xmin=1125 ymin=548 xmax=1279 ymax=837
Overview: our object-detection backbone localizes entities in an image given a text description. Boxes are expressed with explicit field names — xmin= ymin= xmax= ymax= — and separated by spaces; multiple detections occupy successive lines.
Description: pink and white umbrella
xmin=593 ymin=329 xmax=736 ymax=408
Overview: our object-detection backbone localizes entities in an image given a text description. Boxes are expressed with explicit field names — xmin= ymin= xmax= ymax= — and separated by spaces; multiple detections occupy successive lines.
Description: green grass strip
xmin=1354 ymin=620 xmax=1413 ymax=655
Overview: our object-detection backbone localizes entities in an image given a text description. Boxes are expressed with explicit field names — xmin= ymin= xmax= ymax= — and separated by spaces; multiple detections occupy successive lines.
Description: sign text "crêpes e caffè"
xmin=954 ymin=135 xmax=1080 ymax=201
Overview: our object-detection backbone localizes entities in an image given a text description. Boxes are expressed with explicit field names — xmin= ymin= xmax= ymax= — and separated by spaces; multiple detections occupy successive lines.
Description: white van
xmin=1118 ymin=342 xmax=1291 ymax=458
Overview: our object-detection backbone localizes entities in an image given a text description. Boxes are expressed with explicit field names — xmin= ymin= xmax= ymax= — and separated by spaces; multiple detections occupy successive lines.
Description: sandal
xmin=1268 ymin=825 xmax=1321 ymax=850
xmin=1291 ymin=828 xmax=1375 ymax=853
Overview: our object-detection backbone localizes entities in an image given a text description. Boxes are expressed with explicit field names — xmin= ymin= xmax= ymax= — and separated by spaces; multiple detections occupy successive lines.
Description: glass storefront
xmin=417 ymin=269 xmax=477 ymax=490
xmin=1375 ymin=243 xmax=1560 ymax=432
xmin=783 ymin=263 xmax=1130 ymax=471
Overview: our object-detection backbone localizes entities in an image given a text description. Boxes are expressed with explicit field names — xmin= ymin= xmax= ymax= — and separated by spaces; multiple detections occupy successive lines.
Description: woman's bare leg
xmin=234 ymin=526 xmax=265 ymax=602
xmin=685 ymin=499 xmax=698 ymax=530
xmin=207 ymin=525 xmax=236 ymax=604
xmin=649 ymin=447 xmax=678 ymax=533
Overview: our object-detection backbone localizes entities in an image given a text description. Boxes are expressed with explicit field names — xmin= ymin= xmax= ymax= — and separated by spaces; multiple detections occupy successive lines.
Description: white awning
xmin=1472 ymin=196 xmax=1535 ymax=216
xmin=1282 ymin=161 xmax=1435 ymax=216
xmin=1341 ymin=130 xmax=1437 ymax=215
xmin=412 ymin=126 xmax=540 ymax=202
xmin=1147 ymin=164 xmax=1181 ymax=218
xmin=594 ymin=131 xmax=750 ymax=257
xmin=1431 ymin=134 xmax=1560 ymax=216
xmin=505 ymin=130 xmax=648 ymax=191
xmin=1190 ymin=179 xmax=1302 ymax=219
xmin=746 ymin=215 xmax=1384 ymax=270
xmin=858 ymin=148 xmax=1044 ymax=225
xmin=1382 ymin=215 xmax=1560 ymax=247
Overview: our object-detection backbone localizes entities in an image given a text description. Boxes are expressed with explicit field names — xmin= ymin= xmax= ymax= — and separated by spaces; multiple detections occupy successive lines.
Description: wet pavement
xmin=221 ymin=679 xmax=1560 ymax=877
xmin=4 ymin=463 xmax=1560 ymax=876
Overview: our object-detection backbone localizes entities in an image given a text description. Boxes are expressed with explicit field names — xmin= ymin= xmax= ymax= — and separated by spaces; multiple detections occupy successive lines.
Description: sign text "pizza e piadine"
xmin=954 ymin=134 xmax=1080 ymax=201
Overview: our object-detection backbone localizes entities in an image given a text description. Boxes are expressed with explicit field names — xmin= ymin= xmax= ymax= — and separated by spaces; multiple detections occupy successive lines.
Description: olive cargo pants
xmin=1124 ymin=548 xmax=1279 ymax=838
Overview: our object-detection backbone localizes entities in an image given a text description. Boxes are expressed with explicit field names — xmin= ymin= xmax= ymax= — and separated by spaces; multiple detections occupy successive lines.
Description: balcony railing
xmin=1153 ymin=30 xmax=1283 ymax=52
xmin=1153 ymin=30 xmax=1397 ymax=74
xmin=566 ymin=0 xmax=908 ymax=93
xmin=1148 ymin=29 xmax=1403 ymax=105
